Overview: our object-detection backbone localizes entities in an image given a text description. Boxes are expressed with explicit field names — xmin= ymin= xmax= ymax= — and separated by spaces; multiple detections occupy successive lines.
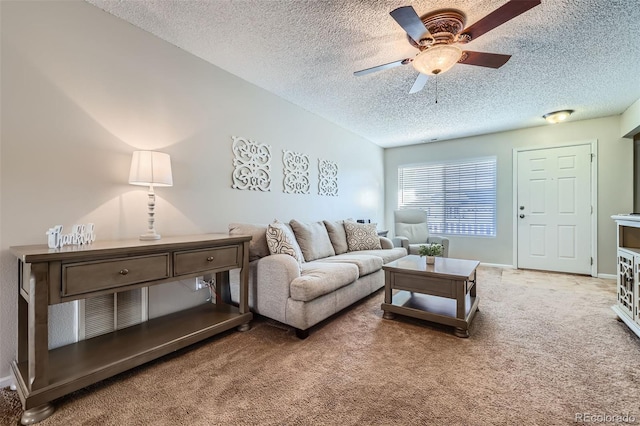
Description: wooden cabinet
xmin=10 ymin=234 xmax=252 ymax=425
xmin=612 ymin=215 xmax=640 ymax=338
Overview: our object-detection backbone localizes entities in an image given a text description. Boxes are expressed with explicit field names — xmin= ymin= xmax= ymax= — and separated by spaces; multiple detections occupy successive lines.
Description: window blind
xmin=398 ymin=157 xmax=497 ymax=237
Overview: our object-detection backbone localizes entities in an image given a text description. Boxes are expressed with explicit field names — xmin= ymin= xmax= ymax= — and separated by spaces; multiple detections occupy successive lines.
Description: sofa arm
xmin=253 ymin=254 xmax=301 ymax=324
xmin=392 ymin=236 xmax=409 ymax=250
xmin=379 ymin=236 xmax=394 ymax=249
xmin=427 ymin=236 xmax=450 ymax=258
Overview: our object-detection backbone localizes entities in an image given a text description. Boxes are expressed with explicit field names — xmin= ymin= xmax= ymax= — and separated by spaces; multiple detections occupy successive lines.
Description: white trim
xmin=598 ymin=273 xmax=616 ymax=280
xmin=512 ymin=140 xmax=598 ymax=277
xmin=479 ymin=262 xmax=515 ymax=269
xmin=0 ymin=374 xmax=15 ymax=389
xmin=591 ymin=140 xmax=599 ymax=277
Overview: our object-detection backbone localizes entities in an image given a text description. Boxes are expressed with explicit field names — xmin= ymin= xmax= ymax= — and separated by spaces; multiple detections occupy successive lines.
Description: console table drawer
xmin=393 ymin=273 xmax=455 ymax=298
xmin=174 ymin=246 xmax=239 ymax=276
xmin=62 ymin=254 xmax=170 ymax=296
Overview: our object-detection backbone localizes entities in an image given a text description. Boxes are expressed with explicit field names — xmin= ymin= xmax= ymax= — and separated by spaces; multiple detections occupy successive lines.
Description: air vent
xmin=78 ymin=288 xmax=148 ymax=340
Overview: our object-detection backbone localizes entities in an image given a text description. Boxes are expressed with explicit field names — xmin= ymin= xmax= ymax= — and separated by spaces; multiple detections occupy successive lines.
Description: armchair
xmin=392 ymin=209 xmax=450 ymax=257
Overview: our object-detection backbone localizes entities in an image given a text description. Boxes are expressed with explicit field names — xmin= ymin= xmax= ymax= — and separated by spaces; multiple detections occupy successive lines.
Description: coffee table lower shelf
xmin=382 ymin=290 xmax=479 ymax=338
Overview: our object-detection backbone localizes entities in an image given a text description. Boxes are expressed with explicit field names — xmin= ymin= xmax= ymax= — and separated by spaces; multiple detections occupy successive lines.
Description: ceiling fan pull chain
xmin=435 ymin=74 xmax=438 ymax=104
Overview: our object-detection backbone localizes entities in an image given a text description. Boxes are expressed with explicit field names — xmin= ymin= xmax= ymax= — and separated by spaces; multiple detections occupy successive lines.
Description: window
xmin=398 ymin=157 xmax=497 ymax=237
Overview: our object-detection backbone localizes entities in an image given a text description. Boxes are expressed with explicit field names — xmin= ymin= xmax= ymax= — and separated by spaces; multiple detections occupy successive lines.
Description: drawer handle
xmin=206 ymin=256 xmax=215 ymax=262
xmin=119 ymin=269 xmax=129 ymax=275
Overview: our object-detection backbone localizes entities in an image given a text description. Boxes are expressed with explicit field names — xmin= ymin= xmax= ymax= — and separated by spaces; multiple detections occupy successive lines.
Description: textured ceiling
xmin=85 ymin=0 xmax=640 ymax=148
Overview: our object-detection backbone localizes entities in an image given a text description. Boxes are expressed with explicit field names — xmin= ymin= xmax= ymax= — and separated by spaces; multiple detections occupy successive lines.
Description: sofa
xmin=228 ymin=219 xmax=407 ymax=338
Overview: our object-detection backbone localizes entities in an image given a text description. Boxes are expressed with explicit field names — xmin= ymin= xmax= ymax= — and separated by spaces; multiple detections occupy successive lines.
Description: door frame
xmin=512 ymin=139 xmax=598 ymax=277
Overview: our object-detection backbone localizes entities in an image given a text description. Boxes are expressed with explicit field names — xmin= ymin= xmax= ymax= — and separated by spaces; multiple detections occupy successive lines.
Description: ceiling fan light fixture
xmin=412 ymin=44 xmax=463 ymax=75
xmin=543 ymin=109 xmax=574 ymax=124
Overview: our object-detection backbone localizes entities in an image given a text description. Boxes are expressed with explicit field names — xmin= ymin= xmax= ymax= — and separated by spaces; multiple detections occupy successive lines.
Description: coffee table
xmin=381 ymin=255 xmax=480 ymax=338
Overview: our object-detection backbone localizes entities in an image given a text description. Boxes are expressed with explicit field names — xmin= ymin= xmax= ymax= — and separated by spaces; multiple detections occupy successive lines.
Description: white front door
xmin=516 ymin=144 xmax=592 ymax=274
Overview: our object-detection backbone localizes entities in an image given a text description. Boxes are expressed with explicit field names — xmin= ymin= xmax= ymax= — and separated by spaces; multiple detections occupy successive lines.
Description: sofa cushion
xmin=323 ymin=220 xmax=349 ymax=255
xmin=344 ymin=221 xmax=382 ymax=251
xmin=291 ymin=262 xmax=359 ymax=302
xmin=290 ymin=220 xmax=336 ymax=261
xmin=318 ymin=253 xmax=383 ymax=277
xmin=349 ymin=247 xmax=407 ymax=264
xmin=266 ymin=221 xmax=304 ymax=264
xmin=229 ymin=223 xmax=269 ymax=261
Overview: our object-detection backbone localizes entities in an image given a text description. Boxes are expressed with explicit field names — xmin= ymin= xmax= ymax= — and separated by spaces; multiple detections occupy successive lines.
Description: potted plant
xmin=418 ymin=244 xmax=443 ymax=265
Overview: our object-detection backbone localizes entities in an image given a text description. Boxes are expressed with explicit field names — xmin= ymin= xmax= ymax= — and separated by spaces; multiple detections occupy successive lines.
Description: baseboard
xmin=479 ymin=262 xmax=515 ymax=269
xmin=478 ymin=263 xmax=616 ymax=280
xmin=597 ymin=273 xmax=616 ymax=280
xmin=0 ymin=374 xmax=15 ymax=389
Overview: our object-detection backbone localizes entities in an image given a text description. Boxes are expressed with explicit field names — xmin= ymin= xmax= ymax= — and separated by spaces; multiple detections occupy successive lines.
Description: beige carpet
xmin=1 ymin=267 xmax=639 ymax=425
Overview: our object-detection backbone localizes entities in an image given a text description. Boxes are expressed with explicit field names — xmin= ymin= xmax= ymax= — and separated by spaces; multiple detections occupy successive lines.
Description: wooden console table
xmin=10 ymin=234 xmax=252 ymax=424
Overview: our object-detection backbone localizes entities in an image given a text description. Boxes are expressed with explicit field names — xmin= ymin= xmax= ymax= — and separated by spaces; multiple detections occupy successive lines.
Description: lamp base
xmin=140 ymin=232 xmax=161 ymax=241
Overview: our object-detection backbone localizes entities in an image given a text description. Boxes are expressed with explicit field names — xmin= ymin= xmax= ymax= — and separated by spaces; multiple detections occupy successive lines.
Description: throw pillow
xmin=344 ymin=221 xmax=382 ymax=251
xmin=323 ymin=220 xmax=349 ymax=255
xmin=265 ymin=221 xmax=305 ymax=264
xmin=228 ymin=223 xmax=269 ymax=261
xmin=289 ymin=220 xmax=336 ymax=261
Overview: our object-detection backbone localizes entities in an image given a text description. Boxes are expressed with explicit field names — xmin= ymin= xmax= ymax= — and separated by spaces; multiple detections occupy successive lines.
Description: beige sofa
xmin=229 ymin=219 xmax=406 ymax=338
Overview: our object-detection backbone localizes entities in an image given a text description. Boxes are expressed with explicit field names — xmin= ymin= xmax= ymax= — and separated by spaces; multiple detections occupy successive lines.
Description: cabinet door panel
xmin=617 ymin=249 xmax=634 ymax=319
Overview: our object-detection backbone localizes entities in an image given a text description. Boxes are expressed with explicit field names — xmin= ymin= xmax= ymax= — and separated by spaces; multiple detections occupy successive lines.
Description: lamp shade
xmin=412 ymin=45 xmax=463 ymax=75
xmin=128 ymin=151 xmax=173 ymax=187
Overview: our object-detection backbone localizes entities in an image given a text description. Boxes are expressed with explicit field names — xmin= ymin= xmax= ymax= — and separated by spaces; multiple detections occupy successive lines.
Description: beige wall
xmin=0 ymin=1 xmax=384 ymax=380
xmin=385 ymin=116 xmax=633 ymax=272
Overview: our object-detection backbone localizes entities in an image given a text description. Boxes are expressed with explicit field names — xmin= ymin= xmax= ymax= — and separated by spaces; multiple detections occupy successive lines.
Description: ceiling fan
xmin=354 ymin=1 xmax=541 ymax=94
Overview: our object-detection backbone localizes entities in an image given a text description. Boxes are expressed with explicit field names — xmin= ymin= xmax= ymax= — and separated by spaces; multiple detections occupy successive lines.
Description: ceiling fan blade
xmin=409 ymin=73 xmax=429 ymax=94
xmin=353 ymin=58 xmax=411 ymax=77
xmin=459 ymin=51 xmax=511 ymax=68
xmin=390 ymin=6 xmax=430 ymax=44
xmin=462 ymin=0 xmax=541 ymax=41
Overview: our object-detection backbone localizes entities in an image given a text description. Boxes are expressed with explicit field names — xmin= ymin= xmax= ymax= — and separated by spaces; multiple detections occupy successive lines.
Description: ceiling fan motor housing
xmin=408 ymin=9 xmax=470 ymax=49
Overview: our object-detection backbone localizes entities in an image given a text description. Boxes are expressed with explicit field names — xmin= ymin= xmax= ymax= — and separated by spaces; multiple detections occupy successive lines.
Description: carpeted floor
xmin=1 ymin=267 xmax=639 ymax=425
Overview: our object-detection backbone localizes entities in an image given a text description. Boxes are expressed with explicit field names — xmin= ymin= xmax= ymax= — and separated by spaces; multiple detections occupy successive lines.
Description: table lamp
xmin=128 ymin=151 xmax=173 ymax=240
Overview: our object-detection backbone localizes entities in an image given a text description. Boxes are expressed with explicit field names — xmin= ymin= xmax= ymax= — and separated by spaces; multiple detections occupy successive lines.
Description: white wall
xmin=0 ymin=1 xmax=384 ymax=380
xmin=622 ymin=97 xmax=640 ymax=138
xmin=385 ymin=116 xmax=633 ymax=273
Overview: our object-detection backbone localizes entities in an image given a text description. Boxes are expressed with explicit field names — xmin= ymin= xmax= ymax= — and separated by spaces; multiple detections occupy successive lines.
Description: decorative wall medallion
xmin=282 ymin=150 xmax=310 ymax=194
xmin=318 ymin=159 xmax=338 ymax=196
xmin=231 ymin=136 xmax=272 ymax=191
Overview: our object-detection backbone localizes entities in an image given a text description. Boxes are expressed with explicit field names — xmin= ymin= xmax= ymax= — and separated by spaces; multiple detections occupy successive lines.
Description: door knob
xmin=519 ymin=214 xmax=525 ymax=219
xmin=519 ymin=206 xmax=525 ymax=210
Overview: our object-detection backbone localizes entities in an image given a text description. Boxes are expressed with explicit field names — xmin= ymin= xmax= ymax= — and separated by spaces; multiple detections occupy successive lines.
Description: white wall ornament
xmin=282 ymin=150 xmax=310 ymax=194
xmin=231 ymin=136 xmax=272 ymax=191
xmin=318 ymin=159 xmax=338 ymax=196
xmin=46 ymin=223 xmax=96 ymax=249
